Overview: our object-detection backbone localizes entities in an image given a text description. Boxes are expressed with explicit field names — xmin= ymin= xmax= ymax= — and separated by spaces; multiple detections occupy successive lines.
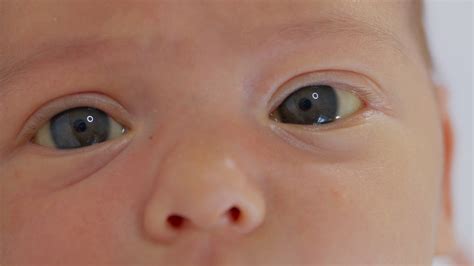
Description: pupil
xmin=298 ymin=98 xmax=312 ymax=111
xmin=73 ymin=119 xmax=87 ymax=133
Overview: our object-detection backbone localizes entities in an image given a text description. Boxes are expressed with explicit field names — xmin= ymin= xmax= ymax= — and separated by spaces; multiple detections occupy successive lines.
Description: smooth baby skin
xmin=0 ymin=1 xmax=455 ymax=265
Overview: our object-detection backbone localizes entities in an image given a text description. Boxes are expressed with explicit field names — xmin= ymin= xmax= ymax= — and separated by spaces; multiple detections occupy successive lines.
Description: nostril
xmin=167 ymin=214 xmax=185 ymax=229
xmin=228 ymin=206 xmax=241 ymax=222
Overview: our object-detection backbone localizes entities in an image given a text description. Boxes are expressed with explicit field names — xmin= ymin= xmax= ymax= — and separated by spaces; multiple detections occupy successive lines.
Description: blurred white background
xmin=424 ymin=0 xmax=473 ymax=261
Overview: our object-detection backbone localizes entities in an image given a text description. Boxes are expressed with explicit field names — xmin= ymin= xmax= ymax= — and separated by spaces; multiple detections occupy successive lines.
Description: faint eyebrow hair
xmin=0 ymin=37 xmax=116 ymax=80
xmin=0 ymin=13 xmax=408 ymax=96
xmin=262 ymin=13 xmax=407 ymax=57
xmin=0 ymin=37 xmax=124 ymax=97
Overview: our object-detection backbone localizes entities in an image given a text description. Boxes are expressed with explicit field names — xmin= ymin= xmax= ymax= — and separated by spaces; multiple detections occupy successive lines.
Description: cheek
xmin=1 ymin=97 xmax=443 ymax=265
xmin=261 ymin=118 xmax=442 ymax=263
xmin=0 ymin=159 xmax=147 ymax=264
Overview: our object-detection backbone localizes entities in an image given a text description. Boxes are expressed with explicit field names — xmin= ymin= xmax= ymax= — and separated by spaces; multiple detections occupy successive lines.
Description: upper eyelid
xmin=16 ymin=92 xmax=133 ymax=145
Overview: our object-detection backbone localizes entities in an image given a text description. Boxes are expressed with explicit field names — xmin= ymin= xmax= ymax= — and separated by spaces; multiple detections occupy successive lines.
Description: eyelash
xmin=17 ymin=92 xmax=132 ymax=145
xmin=267 ymin=71 xmax=393 ymax=121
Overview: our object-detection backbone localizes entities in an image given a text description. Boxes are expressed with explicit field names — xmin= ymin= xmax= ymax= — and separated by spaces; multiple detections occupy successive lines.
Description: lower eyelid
xmin=25 ymin=129 xmax=133 ymax=157
xmin=268 ymin=110 xmax=385 ymax=156
xmin=271 ymin=107 xmax=377 ymax=133
xmin=269 ymin=122 xmax=352 ymax=156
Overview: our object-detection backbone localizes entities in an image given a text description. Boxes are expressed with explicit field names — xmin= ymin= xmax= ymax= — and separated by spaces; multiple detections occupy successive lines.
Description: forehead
xmin=0 ymin=1 xmax=411 ymax=54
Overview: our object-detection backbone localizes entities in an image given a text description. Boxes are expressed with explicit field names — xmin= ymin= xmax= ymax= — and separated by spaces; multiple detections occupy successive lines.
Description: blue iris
xmin=50 ymin=107 xmax=110 ymax=149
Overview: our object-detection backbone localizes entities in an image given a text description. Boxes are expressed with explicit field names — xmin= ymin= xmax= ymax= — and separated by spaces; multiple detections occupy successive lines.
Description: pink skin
xmin=0 ymin=1 xmax=457 ymax=265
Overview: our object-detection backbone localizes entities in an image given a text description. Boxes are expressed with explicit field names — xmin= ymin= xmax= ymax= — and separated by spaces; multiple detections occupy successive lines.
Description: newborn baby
xmin=0 ymin=0 xmax=468 ymax=265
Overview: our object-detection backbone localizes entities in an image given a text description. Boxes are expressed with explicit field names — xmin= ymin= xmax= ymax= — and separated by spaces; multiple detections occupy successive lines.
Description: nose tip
xmin=144 ymin=195 xmax=265 ymax=243
xmin=142 ymin=138 xmax=265 ymax=243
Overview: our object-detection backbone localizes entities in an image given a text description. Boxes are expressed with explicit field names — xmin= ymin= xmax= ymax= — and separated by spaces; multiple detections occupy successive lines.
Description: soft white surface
xmin=425 ymin=0 xmax=473 ymax=261
xmin=433 ymin=256 xmax=455 ymax=266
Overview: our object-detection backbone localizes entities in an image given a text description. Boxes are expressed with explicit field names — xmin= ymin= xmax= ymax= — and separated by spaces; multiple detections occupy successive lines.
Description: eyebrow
xmin=0 ymin=37 xmax=118 ymax=79
xmin=262 ymin=13 xmax=407 ymax=57
xmin=0 ymin=14 xmax=408 ymax=96
xmin=0 ymin=36 xmax=128 ymax=97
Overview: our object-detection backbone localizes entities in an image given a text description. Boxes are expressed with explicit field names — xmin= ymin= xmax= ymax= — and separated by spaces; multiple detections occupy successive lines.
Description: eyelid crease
xmin=16 ymin=92 xmax=134 ymax=146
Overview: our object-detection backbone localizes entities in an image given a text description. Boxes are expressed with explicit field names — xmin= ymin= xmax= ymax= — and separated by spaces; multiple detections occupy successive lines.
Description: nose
xmin=142 ymin=138 xmax=266 ymax=243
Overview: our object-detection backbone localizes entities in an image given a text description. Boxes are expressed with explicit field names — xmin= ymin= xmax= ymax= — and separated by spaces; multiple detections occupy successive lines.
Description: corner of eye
xmin=268 ymin=111 xmax=281 ymax=122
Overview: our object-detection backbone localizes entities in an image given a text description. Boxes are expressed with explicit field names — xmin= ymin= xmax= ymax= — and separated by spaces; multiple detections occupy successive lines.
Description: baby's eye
xmin=270 ymin=85 xmax=363 ymax=125
xmin=33 ymin=107 xmax=126 ymax=149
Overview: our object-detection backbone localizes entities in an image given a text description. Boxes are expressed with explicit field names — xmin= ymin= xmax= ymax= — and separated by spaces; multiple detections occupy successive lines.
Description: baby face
xmin=0 ymin=0 xmax=447 ymax=265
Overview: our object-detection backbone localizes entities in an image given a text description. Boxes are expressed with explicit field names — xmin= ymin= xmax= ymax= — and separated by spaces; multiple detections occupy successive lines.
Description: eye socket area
xmin=33 ymin=106 xmax=127 ymax=150
xmin=269 ymin=84 xmax=363 ymax=126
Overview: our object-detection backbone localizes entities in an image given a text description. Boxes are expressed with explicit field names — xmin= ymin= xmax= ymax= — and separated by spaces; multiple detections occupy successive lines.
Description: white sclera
xmin=335 ymin=89 xmax=363 ymax=118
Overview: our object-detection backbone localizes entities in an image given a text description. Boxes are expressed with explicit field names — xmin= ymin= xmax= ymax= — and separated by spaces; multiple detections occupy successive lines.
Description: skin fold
xmin=0 ymin=1 xmax=462 ymax=265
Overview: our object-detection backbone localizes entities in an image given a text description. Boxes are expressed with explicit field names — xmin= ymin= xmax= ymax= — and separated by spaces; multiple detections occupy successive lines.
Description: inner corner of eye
xmin=268 ymin=108 xmax=282 ymax=121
